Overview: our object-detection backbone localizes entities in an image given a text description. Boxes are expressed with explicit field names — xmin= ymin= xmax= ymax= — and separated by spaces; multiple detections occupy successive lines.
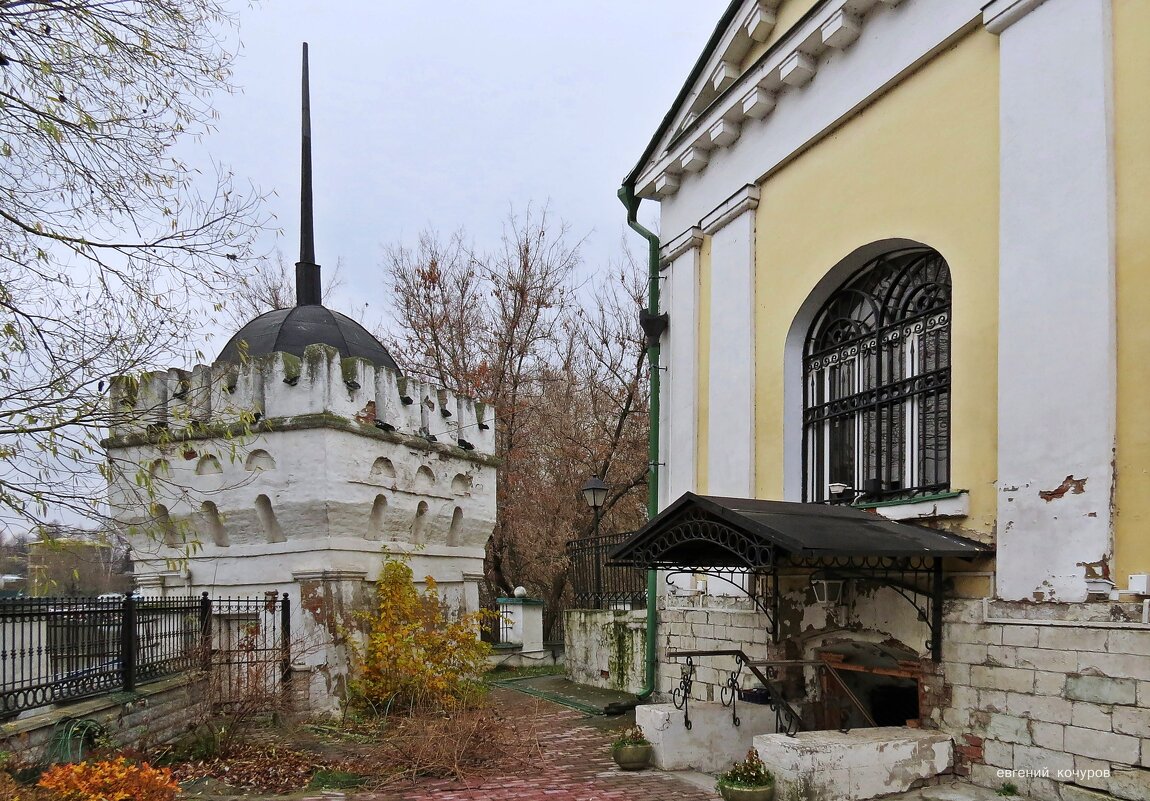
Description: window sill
xmin=854 ymin=490 xmax=968 ymax=521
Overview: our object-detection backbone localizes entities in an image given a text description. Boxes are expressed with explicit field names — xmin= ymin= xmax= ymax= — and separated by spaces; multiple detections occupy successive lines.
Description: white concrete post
xmin=498 ymin=597 xmax=543 ymax=652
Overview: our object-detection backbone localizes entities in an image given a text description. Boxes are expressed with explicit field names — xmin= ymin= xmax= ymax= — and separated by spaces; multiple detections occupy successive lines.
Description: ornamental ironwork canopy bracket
xmin=609 ymin=492 xmax=990 ymax=662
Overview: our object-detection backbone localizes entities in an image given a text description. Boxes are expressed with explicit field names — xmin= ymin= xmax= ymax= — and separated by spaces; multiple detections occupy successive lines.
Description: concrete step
xmin=905 ymin=785 xmax=1019 ymax=801
xmin=753 ymin=726 xmax=953 ymax=801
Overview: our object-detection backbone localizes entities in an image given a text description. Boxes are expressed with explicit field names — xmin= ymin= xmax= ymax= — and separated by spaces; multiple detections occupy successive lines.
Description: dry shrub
xmin=365 ymin=702 xmax=542 ymax=788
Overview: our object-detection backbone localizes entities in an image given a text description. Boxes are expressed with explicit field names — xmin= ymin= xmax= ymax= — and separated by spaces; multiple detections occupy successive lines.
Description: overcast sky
xmin=188 ymin=1 xmax=727 ymax=329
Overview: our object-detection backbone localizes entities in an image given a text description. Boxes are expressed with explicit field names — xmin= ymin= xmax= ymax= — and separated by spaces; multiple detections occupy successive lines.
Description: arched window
xmin=803 ymin=247 xmax=951 ymax=503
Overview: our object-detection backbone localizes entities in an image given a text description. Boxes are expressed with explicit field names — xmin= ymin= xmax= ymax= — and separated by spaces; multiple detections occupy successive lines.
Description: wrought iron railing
xmin=0 ymin=592 xmax=290 ymax=718
xmin=566 ymin=532 xmax=647 ymax=610
xmin=209 ymin=593 xmax=291 ymax=705
xmin=665 ymin=650 xmax=876 ymax=737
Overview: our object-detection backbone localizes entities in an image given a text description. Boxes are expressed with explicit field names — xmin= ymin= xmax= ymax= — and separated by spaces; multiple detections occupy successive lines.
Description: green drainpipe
xmin=618 ymin=184 xmax=662 ymax=703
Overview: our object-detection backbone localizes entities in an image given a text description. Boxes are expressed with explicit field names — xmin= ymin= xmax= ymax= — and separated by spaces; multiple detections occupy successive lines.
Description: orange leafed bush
xmin=354 ymin=558 xmax=494 ymax=712
xmin=37 ymin=757 xmax=178 ymax=801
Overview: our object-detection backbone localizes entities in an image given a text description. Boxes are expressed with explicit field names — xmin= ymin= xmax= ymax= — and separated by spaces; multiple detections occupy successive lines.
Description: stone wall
xmin=940 ymin=599 xmax=1150 ymax=801
xmin=567 ymin=586 xmax=930 ymax=704
xmin=565 ymin=609 xmax=646 ymax=694
xmin=0 ymin=674 xmax=206 ymax=764
xmin=657 ymin=597 xmax=778 ymax=703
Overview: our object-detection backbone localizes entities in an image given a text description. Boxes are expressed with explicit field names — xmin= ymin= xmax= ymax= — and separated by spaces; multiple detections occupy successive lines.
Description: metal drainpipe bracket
xmin=638 ymin=309 xmax=669 ymax=348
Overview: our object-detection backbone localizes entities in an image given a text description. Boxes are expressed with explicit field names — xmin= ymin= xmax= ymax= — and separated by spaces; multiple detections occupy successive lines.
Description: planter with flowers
xmin=611 ymin=725 xmax=653 ymax=771
xmin=716 ymin=748 xmax=775 ymax=801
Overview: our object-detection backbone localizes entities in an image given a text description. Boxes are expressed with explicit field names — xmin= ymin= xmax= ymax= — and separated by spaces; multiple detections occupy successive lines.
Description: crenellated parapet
xmin=107 ymin=344 xmax=495 ymax=458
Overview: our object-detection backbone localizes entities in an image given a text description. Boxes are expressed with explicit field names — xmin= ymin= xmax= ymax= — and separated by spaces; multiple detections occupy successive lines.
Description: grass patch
xmin=308 ymin=769 xmax=367 ymax=790
xmin=485 ymin=664 xmax=565 ymax=682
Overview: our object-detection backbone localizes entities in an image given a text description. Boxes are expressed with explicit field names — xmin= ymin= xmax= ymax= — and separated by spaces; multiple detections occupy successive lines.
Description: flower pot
xmin=717 ymin=781 xmax=775 ymax=801
xmin=612 ymin=743 xmax=653 ymax=771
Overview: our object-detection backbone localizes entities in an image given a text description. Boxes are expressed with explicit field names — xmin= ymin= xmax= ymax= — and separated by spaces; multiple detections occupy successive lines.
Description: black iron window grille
xmin=803 ymin=247 xmax=952 ymax=504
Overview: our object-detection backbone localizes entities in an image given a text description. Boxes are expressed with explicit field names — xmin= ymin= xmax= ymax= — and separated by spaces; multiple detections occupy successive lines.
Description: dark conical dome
xmin=215 ymin=305 xmax=399 ymax=370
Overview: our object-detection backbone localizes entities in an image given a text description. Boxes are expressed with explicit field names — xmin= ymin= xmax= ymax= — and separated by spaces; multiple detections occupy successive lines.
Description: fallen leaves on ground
xmin=167 ymin=694 xmax=547 ymax=795
xmin=171 ymin=743 xmax=345 ymax=794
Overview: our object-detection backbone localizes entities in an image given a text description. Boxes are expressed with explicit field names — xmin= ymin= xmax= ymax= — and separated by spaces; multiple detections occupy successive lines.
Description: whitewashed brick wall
xmin=941 ymin=599 xmax=1150 ymax=801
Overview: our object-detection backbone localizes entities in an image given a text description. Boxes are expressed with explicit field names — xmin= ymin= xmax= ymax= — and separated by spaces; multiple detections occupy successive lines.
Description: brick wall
xmin=940 ymin=599 xmax=1150 ymax=801
xmin=0 ymin=674 xmax=207 ymax=763
xmin=657 ymin=599 xmax=779 ymax=702
xmin=564 ymin=601 xmax=779 ymax=698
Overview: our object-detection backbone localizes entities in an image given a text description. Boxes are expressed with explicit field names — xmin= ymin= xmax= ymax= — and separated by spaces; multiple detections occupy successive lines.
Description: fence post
xmin=280 ymin=593 xmax=291 ymax=687
xmin=120 ymin=592 xmax=137 ymax=692
xmin=199 ymin=592 xmax=212 ymax=670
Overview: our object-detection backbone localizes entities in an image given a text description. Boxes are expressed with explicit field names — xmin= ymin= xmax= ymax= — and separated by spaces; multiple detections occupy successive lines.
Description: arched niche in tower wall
xmin=447 ymin=506 xmax=463 ymax=546
xmin=370 ymin=457 xmax=397 ymax=482
xmin=245 ymin=450 xmax=276 ymax=472
xmin=153 ymin=503 xmax=179 ymax=548
xmin=414 ymin=465 xmax=436 ymax=492
xmin=411 ymin=500 xmax=429 ymax=543
xmin=255 ymin=494 xmax=285 ymax=543
xmin=451 ymin=473 xmax=472 ymax=496
xmin=200 ymin=501 xmax=228 ymax=547
xmin=196 ymin=455 xmax=223 ymax=475
xmin=367 ymin=494 xmax=388 ymax=541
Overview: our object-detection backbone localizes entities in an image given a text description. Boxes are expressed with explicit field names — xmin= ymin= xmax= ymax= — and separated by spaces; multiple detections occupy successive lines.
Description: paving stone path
xmin=300 ymin=687 xmax=1007 ymax=801
xmin=344 ymin=690 xmax=719 ymax=801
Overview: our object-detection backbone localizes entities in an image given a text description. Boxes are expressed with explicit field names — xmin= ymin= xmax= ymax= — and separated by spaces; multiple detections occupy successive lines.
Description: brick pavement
xmin=346 ymin=689 xmax=719 ymax=801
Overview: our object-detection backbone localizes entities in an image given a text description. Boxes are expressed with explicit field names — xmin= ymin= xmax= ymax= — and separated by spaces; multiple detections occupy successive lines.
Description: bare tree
xmin=0 ymin=1 xmax=265 ymax=530
xmin=383 ymin=210 xmax=649 ymax=637
xmin=225 ymin=249 xmax=347 ymax=326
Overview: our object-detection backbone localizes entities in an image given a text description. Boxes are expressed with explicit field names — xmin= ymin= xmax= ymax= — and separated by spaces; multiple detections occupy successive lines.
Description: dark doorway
xmin=815 ymin=641 xmax=922 ymax=729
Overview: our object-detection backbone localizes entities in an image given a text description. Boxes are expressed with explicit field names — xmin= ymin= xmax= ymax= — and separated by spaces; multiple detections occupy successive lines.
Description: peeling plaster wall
xmin=993 ymin=0 xmax=1117 ymax=603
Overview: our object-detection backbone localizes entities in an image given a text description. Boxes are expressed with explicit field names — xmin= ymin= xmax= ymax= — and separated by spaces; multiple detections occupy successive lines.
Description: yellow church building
xmin=568 ymin=1 xmax=1150 ymax=798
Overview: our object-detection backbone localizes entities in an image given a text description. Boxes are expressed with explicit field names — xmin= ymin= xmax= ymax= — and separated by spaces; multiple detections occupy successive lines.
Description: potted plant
xmin=611 ymin=724 xmax=653 ymax=771
xmin=716 ymin=748 xmax=775 ymax=801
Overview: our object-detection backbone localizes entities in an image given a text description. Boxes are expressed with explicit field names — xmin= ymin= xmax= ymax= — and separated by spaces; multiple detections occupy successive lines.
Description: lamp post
xmin=581 ymin=476 xmax=609 ymax=607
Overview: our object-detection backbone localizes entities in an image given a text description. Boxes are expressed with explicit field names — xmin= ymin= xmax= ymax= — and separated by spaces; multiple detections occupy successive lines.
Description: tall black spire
xmin=295 ymin=42 xmax=321 ymax=306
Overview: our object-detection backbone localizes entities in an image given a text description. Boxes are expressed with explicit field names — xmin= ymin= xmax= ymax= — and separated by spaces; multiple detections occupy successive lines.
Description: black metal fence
xmin=567 ymin=532 xmax=647 ymax=610
xmin=0 ymin=592 xmax=290 ymax=718
xmin=209 ymin=593 xmax=290 ymax=706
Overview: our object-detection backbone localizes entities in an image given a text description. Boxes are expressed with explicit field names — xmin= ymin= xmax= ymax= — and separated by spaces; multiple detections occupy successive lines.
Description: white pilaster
xmin=660 ymin=227 xmax=704 ymax=510
xmin=703 ymin=186 xmax=759 ymax=497
xmin=993 ymin=0 xmax=1115 ymax=602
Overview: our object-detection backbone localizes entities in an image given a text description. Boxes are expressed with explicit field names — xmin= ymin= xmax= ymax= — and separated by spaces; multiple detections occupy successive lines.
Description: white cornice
xmin=292 ymin=569 xmax=369 ymax=582
xmin=660 ymin=227 xmax=705 ymax=267
xmin=701 ymin=185 xmax=760 ymax=235
xmin=982 ymin=0 xmax=1050 ymax=34
xmin=638 ymin=0 xmax=903 ymax=200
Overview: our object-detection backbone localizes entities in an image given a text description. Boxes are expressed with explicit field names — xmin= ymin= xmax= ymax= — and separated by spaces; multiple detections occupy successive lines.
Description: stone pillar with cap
xmin=498 ymin=590 xmax=544 ymax=653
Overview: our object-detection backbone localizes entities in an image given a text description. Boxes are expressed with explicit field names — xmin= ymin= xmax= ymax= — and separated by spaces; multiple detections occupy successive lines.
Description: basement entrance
xmin=815 ymin=641 xmax=922 ymax=730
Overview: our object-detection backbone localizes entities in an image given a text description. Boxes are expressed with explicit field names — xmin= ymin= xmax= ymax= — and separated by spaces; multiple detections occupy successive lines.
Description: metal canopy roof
xmin=610 ymin=492 xmax=989 ymax=569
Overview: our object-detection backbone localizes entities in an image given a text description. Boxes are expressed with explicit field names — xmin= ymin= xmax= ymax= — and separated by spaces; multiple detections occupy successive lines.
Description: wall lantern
xmin=811 ymin=576 xmax=846 ymax=605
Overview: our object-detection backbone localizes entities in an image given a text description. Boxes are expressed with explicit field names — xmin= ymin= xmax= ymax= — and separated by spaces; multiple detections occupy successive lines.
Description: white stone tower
xmin=102 ymin=44 xmax=496 ymax=711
